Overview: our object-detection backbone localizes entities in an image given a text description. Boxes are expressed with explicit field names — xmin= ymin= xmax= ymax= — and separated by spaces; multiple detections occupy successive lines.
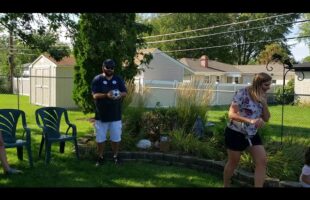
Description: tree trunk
xmin=8 ymin=30 xmax=14 ymax=93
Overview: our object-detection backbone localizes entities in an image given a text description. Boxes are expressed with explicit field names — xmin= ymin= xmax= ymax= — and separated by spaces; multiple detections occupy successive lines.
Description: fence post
xmin=174 ymin=80 xmax=177 ymax=107
xmin=17 ymin=76 xmax=20 ymax=110
xmin=216 ymin=83 xmax=219 ymax=105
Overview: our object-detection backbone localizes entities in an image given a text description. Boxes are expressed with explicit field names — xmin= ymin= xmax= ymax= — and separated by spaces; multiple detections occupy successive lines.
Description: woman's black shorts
xmin=224 ymin=127 xmax=263 ymax=151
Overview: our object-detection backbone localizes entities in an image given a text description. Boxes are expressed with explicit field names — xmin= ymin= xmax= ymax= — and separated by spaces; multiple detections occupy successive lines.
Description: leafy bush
xmin=0 ymin=76 xmax=10 ymax=94
xmin=123 ymin=85 xmax=150 ymax=137
xmin=123 ymin=107 xmax=145 ymax=137
xmin=150 ymin=107 xmax=179 ymax=131
xmin=141 ymin=110 xmax=163 ymax=142
xmin=120 ymin=132 xmax=142 ymax=151
xmin=170 ymin=129 xmax=200 ymax=154
xmin=238 ymin=135 xmax=309 ymax=181
xmin=266 ymin=136 xmax=307 ymax=181
xmin=169 ymin=129 xmax=224 ymax=160
xmin=275 ymin=79 xmax=298 ymax=105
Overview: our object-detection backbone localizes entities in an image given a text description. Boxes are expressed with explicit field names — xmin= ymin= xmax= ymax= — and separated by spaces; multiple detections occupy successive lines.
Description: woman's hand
xmin=250 ymin=118 xmax=265 ymax=128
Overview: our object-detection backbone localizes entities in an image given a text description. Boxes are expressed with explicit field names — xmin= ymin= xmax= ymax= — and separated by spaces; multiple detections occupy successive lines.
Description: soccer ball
xmin=111 ymin=89 xmax=120 ymax=99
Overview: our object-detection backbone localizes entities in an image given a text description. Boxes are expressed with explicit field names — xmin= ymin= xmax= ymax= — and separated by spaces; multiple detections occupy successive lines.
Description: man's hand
xmin=107 ymin=91 xmax=113 ymax=99
xmin=93 ymin=93 xmax=108 ymax=99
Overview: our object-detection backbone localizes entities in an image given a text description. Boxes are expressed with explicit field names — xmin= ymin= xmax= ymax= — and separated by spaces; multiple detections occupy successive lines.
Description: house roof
xmin=234 ymin=63 xmax=295 ymax=75
xmin=294 ymin=62 xmax=310 ymax=67
xmin=22 ymin=63 xmax=31 ymax=68
xmin=135 ymin=48 xmax=194 ymax=73
xmin=293 ymin=62 xmax=310 ymax=71
xmin=179 ymin=58 xmax=241 ymax=74
xmin=44 ymin=54 xmax=76 ymax=67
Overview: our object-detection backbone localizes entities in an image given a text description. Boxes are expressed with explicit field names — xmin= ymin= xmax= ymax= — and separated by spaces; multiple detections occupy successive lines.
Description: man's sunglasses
xmin=105 ymin=66 xmax=114 ymax=70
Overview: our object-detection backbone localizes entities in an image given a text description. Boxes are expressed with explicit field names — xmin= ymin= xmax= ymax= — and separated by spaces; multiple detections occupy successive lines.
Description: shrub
xmin=275 ymin=79 xmax=298 ymax=105
xmin=121 ymin=132 xmax=142 ymax=151
xmin=123 ymin=106 xmax=145 ymax=137
xmin=0 ymin=76 xmax=10 ymax=94
xmin=141 ymin=110 xmax=163 ymax=142
xmin=123 ymin=85 xmax=150 ymax=137
xmin=266 ymin=136 xmax=307 ymax=181
xmin=169 ymin=129 xmax=224 ymax=160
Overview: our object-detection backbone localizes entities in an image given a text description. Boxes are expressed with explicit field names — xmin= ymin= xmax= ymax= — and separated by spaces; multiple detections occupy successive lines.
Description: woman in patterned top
xmin=223 ymin=72 xmax=272 ymax=187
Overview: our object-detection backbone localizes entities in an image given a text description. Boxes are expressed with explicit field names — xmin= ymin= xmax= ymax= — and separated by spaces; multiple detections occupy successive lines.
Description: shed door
xmin=34 ymin=68 xmax=50 ymax=106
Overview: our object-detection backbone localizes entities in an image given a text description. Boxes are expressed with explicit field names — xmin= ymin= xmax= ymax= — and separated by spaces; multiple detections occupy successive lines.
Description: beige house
xmin=180 ymin=55 xmax=295 ymax=85
xmin=234 ymin=63 xmax=295 ymax=84
xmin=293 ymin=62 xmax=310 ymax=104
xmin=179 ymin=55 xmax=242 ymax=83
xmin=29 ymin=54 xmax=77 ymax=108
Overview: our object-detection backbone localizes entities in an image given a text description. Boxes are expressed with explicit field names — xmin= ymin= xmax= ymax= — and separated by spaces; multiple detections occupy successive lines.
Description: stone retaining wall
xmin=78 ymin=144 xmax=302 ymax=188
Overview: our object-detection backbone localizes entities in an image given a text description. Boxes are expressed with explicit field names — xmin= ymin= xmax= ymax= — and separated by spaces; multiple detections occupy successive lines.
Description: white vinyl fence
xmin=13 ymin=77 xmax=30 ymax=96
xmin=11 ymin=76 xmax=280 ymax=108
xmin=135 ymin=79 xmax=280 ymax=108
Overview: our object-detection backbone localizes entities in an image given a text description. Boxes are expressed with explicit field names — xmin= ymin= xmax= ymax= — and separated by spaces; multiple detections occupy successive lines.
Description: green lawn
xmin=0 ymin=155 xmax=223 ymax=187
xmin=208 ymin=105 xmax=310 ymax=141
xmin=0 ymin=94 xmax=94 ymax=138
xmin=0 ymin=94 xmax=223 ymax=187
xmin=2 ymin=94 xmax=309 ymax=186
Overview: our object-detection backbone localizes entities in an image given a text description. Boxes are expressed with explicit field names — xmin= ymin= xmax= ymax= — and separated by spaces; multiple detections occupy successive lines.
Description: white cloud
xmin=291 ymin=42 xmax=309 ymax=62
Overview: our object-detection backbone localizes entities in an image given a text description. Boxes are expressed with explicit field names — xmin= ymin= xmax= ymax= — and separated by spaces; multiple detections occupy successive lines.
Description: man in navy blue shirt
xmin=91 ymin=59 xmax=127 ymax=166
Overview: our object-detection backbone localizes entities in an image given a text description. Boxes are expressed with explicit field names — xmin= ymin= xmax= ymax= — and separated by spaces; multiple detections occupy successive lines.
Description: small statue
xmin=192 ymin=116 xmax=205 ymax=139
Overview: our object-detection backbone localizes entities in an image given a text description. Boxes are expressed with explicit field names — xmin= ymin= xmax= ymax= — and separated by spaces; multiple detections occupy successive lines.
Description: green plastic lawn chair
xmin=0 ymin=109 xmax=33 ymax=167
xmin=35 ymin=107 xmax=79 ymax=164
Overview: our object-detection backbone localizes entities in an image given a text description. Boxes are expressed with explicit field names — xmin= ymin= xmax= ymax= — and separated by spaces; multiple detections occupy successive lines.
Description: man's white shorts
xmin=95 ymin=120 xmax=122 ymax=143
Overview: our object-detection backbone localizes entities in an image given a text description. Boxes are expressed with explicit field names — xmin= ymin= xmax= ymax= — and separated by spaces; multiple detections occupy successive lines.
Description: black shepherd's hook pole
xmin=266 ymin=54 xmax=294 ymax=145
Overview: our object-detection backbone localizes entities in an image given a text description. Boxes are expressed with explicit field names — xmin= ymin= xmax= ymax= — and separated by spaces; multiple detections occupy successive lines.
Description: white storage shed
xmin=29 ymin=54 xmax=77 ymax=109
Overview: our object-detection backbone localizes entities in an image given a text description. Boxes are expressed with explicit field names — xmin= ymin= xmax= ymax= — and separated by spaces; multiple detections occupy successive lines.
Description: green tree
xmin=146 ymin=13 xmax=234 ymax=63
xmin=0 ymin=13 xmax=75 ymax=60
xmin=0 ymin=13 xmax=76 ymax=92
xmin=73 ymin=13 xmax=152 ymax=113
xmin=302 ymin=56 xmax=310 ymax=62
xmin=298 ymin=13 xmax=310 ymax=51
xmin=0 ymin=34 xmax=41 ymax=75
xmin=146 ymin=13 xmax=299 ymax=64
xmin=257 ymin=43 xmax=290 ymax=64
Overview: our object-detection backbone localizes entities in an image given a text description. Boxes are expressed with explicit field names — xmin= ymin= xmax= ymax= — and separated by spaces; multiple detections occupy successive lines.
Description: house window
xmin=227 ymin=77 xmax=239 ymax=84
xmin=234 ymin=77 xmax=239 ymax=84
xmin=216 ymin=76 xmax=220 ymax=83
xmin=272 ymin=80 xmax=276 ymax=84
xmin=227 ymin=77 xmax=232 ymax=83
xmin=204 ymin=76 xmax=210 ymax=83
